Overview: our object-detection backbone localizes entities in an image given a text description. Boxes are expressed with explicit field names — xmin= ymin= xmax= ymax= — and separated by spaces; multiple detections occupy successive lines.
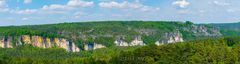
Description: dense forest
xmin=0 ymin=21 xmax=223 ymax=47
xmin=0 ymin=36 xmax=240 ymax=64
xmin=0 ymin=21 xmax=240 ymax=64
xmin=211 ymin=22 xmax=240 ymax=36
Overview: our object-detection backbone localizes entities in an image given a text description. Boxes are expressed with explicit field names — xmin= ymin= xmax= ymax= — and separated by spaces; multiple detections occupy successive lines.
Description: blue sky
xmin=0 ymin=0 xmax=239 ymax=26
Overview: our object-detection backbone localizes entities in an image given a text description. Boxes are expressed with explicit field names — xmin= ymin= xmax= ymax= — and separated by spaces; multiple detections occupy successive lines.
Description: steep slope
xmin=0 ymin=35 xmax=80 ymax=52
xmin=0 ymin=21 xmax=223 ymax=51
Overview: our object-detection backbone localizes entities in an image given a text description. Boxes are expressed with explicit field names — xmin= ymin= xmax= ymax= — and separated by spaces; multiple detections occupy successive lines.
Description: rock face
xmin=114 ymin=37 xmax=129 ymax=46
xmin=188 ymin=25 xmax=222 ymax=36
xmin=0 ymin=37 xmax=13 ymax=48
xmin=0 ymin=35 xmax=106 ymax=52
xmin=0 ymin=24 xmax=223 ymax=51
xmin=129 ymin=36 xmax=145 ymax=46
xmin=0 ymin=35 xmax=80 ymax=52
xmin=84 ymin=43 xmax=106 ymax=50
xmin=114 ymin=36 xmax=145 ymax=46
xmin=155 ymin=31 xmax=184 ymax=46
xmin=114 ymin=32 xmax=183 ymax=46
xmin=71 ymin=42 xmax=80 ymax=52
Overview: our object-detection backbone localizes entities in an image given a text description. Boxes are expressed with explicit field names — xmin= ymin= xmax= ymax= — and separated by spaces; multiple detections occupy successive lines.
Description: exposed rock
xmin=0 ymin=36 xmax=13 ymax=48
xmin=84 ymin=43 xmax=93 ymax=50
xmin=31 ymin=36 xmax=44 ymax=48
xmin=114 ymin=37 xmax=129 ymax=46
xmin=45 ymin=38 xmax=52 ymax=48
xmin=155 ymin=41 xmax=165 ymax=46
xmin=115 ymin=36 xmax=145 ymax=46
xmin=0 ymin=35 xmax=80 ymax=52
xmin=16 ymin=36 xmax=23 ymax=46
xmin=6 ymin=36 xmax=13 ymax=48
xmin=21 ymin=35 xmax=31 ymax=44
xmin=71 ymin=42 xmax=80 ymax=52
xmin=0 ymin=38 xmax=4 ymax=47
xmin=129 ymin=36 xmax=145 ymax=46
xmin=155 ymin=31 xmax=184 ymax=46
xmin=56 ymin=38 xmax=70 ymax=51
xmin=93 ymin=43 xmax=106 ymax=49
xmin=189 ymin=25 xmax=222 ymax=36
xmin=84 ymin=43 xmax=106 ymax=50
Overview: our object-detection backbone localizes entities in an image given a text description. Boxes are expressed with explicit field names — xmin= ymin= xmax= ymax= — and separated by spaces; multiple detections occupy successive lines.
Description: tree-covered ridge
xmin=0 ymin=36 xmax=240 ymax=64
xmin=111 ymin=36 xmax=240 ymax=64
xmin=210 ymin=22 xmax=240 ymax=36
xmin=0 ymin=21 xmax=184 ymax=37
xmin=0 ymin=21 xmax=221 ymax=47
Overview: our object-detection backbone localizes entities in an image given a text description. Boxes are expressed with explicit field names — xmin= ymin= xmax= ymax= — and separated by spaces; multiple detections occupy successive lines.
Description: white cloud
xmin=99 ymin=1 xmax=145 ymax=9
xmin=21 ymin=17 xmax=29 ymax=21
xmin=10 ymin=7 xmax=69 ymax=14
xmin=172 ymin=0 xmax=190 ymax=8
xmin=213 ymin=1 xmax=230 ymax=6
xmin=0 ymin=0 xmax=5 ymax=7
xmin=99 ymin=1 xmax=160 ymax=12
xmin=12 ymin=9 xmax=37 ymax=14
xmin=99 ymin=1 xmax=127 ymax=8
xmin=67 ymin=0 xmax=94 ymax=7
xmin=0 ymin=0 xmax=6 ymax=8
xmin=24 ymin=0 xmax=32 ymax=4
xmin=42 ymin=4 xmax=71 ymax=10
xmin=0 ymin=0 xmax=9 ymax=12
xmin=42 ymin=0 xmax=93 ymax=10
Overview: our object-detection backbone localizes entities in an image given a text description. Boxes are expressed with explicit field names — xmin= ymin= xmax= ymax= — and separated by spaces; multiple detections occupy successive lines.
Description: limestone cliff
xmin=0 ymin=35 xmax=80 ymax=52
xmin=184 ymin=25 xmax=222 ymax=36
xmin=114 ymin=36 xmax=145 ymax=46
xmin=155 ymin=31 xmax=184 ymax=46
xmin=0 ymin=35 xmax=107 ymax=52
xmin=114 ymin=37 xmax=129 ymax=46
xmin=0 ymin=36 xmax=13 ymax=48
xmin=114 ymin=31 xmax=183 ymax=46
xmin=129 ymin=36 xmax=145 ymax=46
xmin=84 ymin=43 xmax=106 ymax=50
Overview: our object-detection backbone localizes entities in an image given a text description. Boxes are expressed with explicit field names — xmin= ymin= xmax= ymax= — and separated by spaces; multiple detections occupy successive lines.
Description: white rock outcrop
xmin=0 ymin=35 xmax=80 ymax=52
xmin=155 ymin=31 xmax=184 ymax=46
xmin=0 ymin=37 xmax=13 ymax=48
xmin=129 ymin=36 xmax=145 ymax=46
xmin=115 ymin=36 xmax=145 ymax=46
xmin=84 ymin=43 xmax=106 ymax=50
xmin=114 ymin=37 xmax=129 ymax=46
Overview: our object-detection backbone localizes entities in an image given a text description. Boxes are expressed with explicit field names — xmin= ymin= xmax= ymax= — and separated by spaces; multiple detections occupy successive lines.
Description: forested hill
xmin=0 ymin=21 xmax=240 ymax=63
xmin=210 ymin=22 xmax=240 ymax=36
xmin=0 ymin=21 xmax=239 ymax=51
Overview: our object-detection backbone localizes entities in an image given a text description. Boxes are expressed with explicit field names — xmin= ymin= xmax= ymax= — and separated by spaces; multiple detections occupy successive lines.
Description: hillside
xmin=0 ymin=21 xmax=223 ymax=51
xmin=0 ymin=21 xmax=240 ymax=63
xmin=210 ymin=22 xmax=240 ymax=36
xmin=0 ymin=36 xmax=240 ymax=64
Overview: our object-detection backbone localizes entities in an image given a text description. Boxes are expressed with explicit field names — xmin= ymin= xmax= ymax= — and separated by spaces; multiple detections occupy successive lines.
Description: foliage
xmin=0 ymin=36 xmax=240 ymax=64
xmin=0 ymin=21 xmax=240 ymax=63
xmin=110 ymin=36 xmax=240 ymax=64
xmin=0 ymin=21 xmax=194 ymax=47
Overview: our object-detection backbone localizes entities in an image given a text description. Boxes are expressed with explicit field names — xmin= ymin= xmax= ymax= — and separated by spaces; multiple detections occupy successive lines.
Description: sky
xmin=0 ymin=0 xmax=239 ymax=26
